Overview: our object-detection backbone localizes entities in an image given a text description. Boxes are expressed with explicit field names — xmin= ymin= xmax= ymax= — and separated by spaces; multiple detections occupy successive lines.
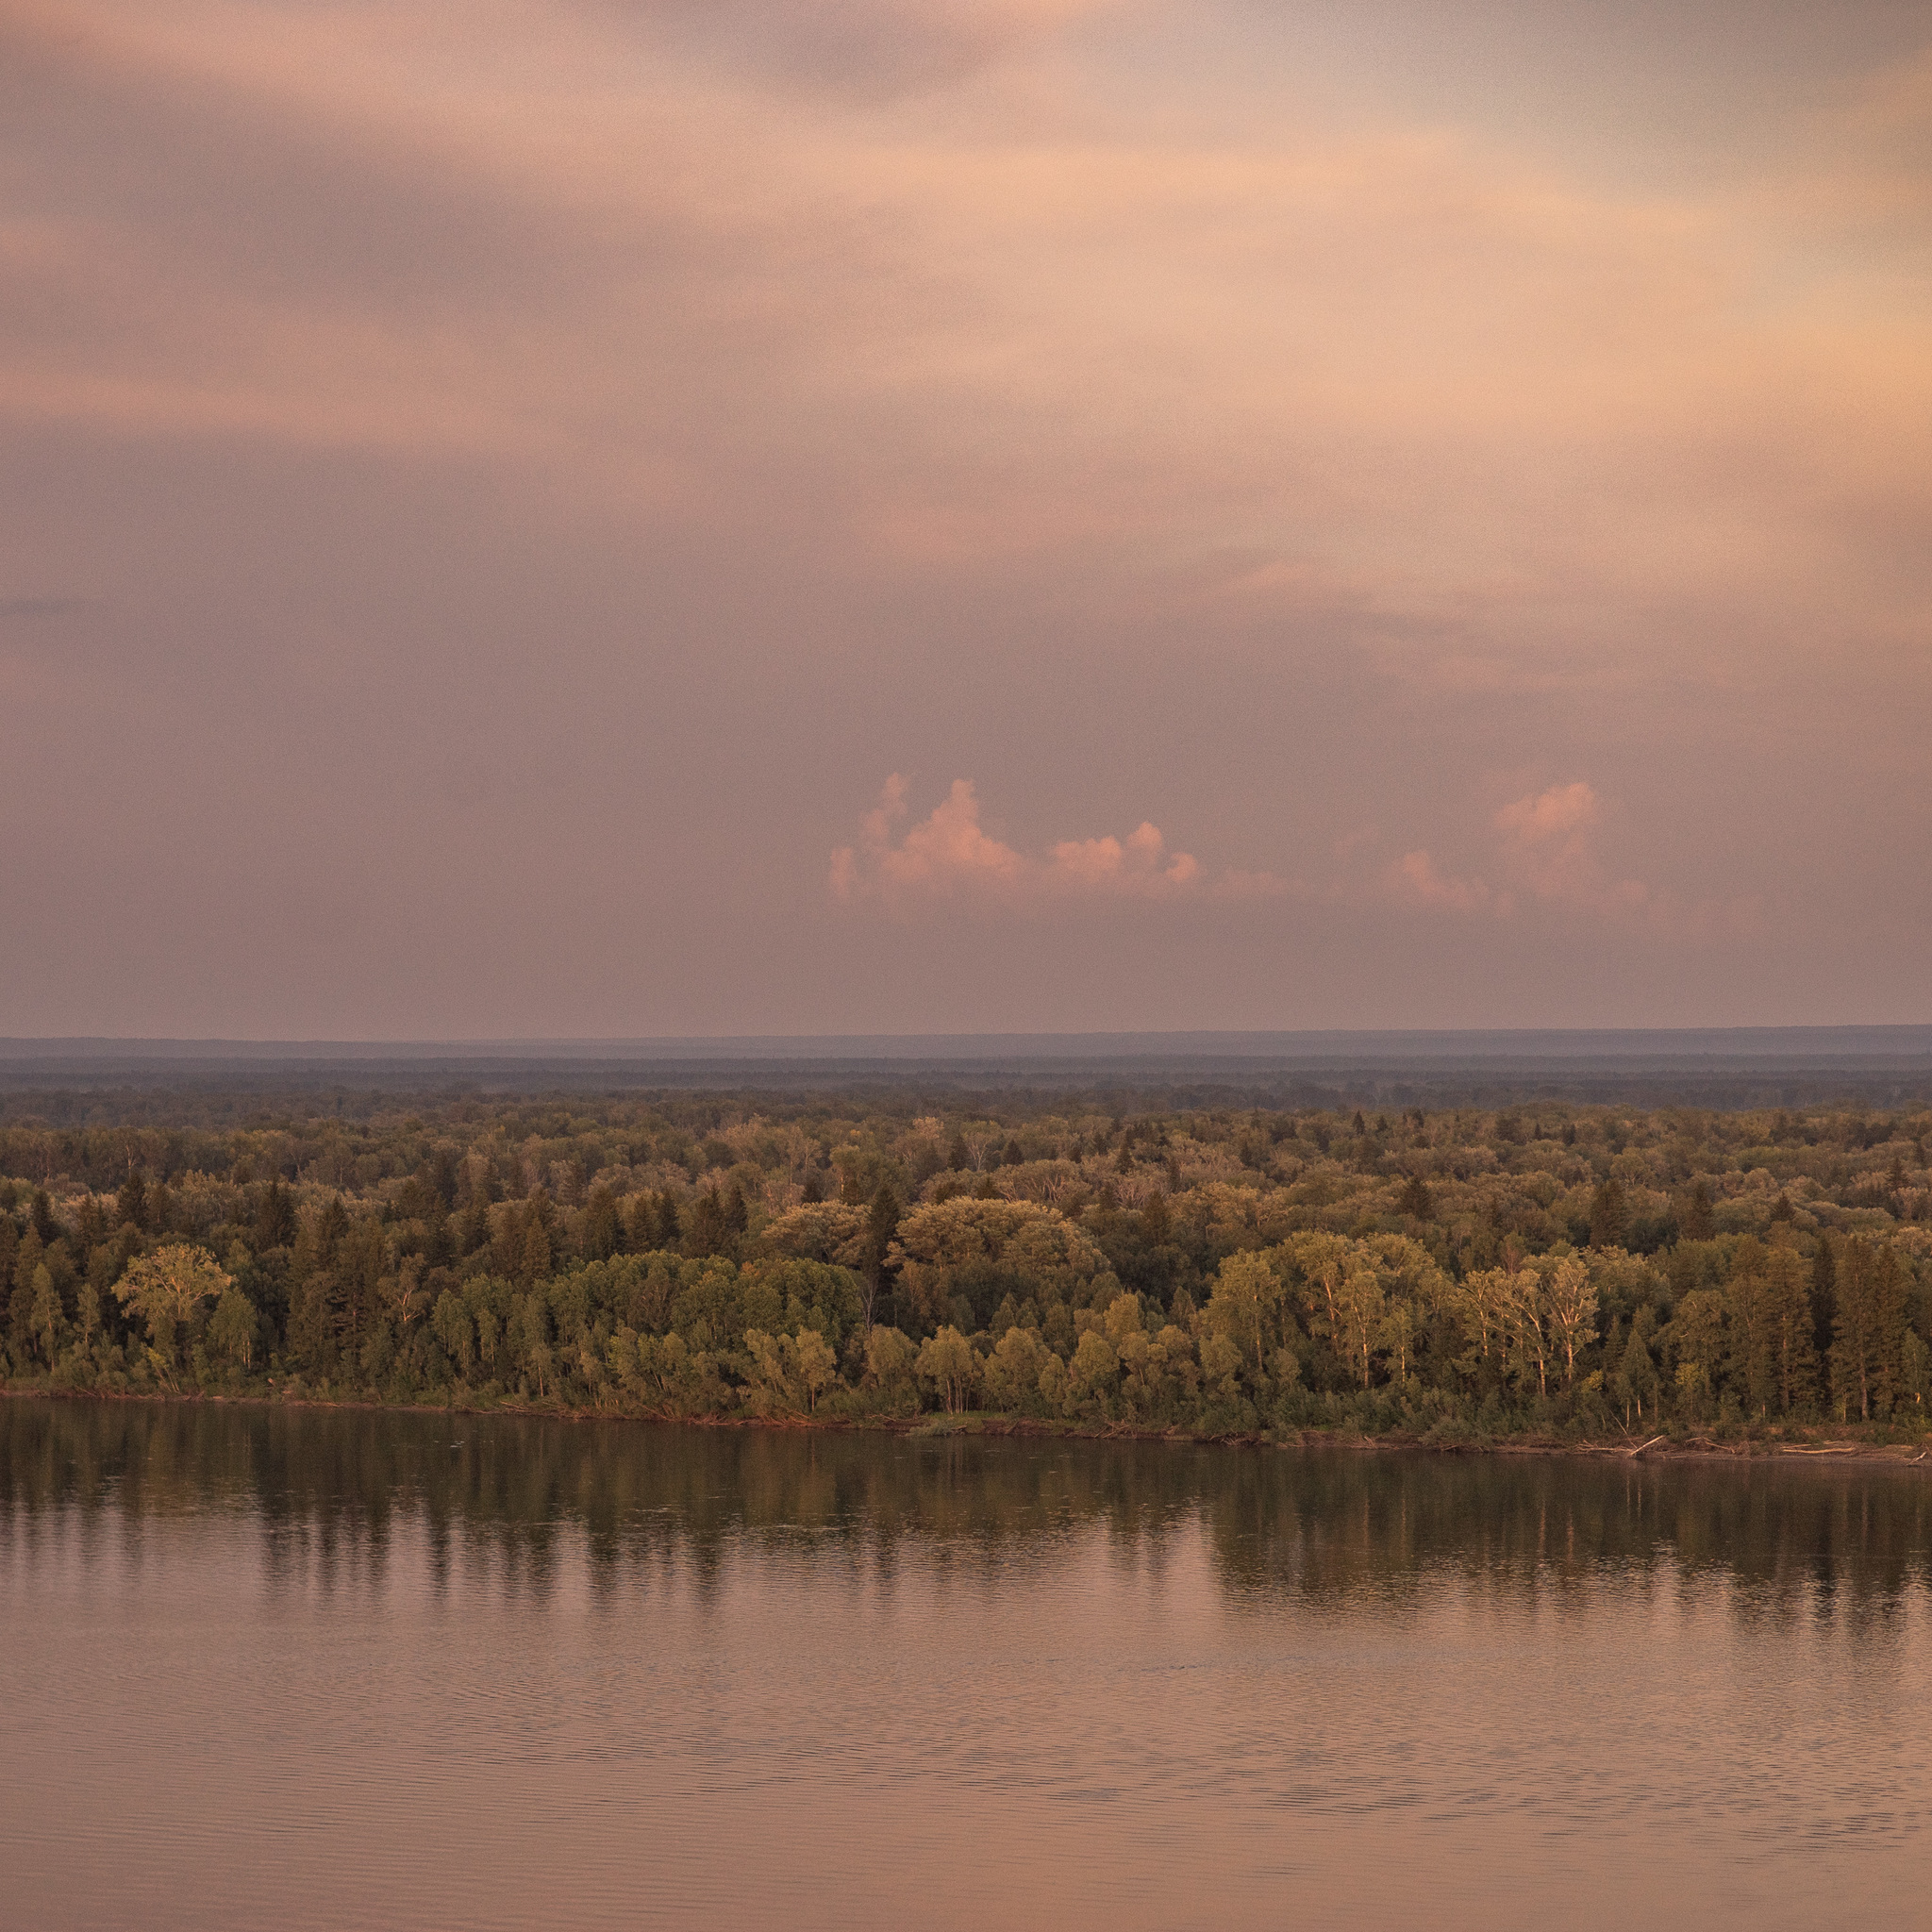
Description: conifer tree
xmin=582 ymin=1186 xmax=622 ymax=1261
xmin=1766 ymin=1246 xmax=1817 ymax=1413
xmin=1589 ymin=1177 xmax=1626 ymax=1249
xmin=642 ymin=1192 xmax=671 ymax=1249
xmin=116 ymin=1170 xmax=149 ymax=1232
xmin=684 ymin=1188 xmax=727 ymax=1258
xmin=860 ymin=1185 xmax=901 ymax=1331
xmin=1141 ymin=1191 xmax=1172 ymax=1247
xmin=255 ymin=1180 xmax=297 ymax=1250
xmin=1830 ymin=1237 xmax=1907 ymax=1422
xmin=1809 ymin=1234 xmax=1837 ymax=1359
xmin=10 ymin=1225 xmax=44 ymax=1359
xmin=1681 ymin=1179 xmax=1715 ymax=1241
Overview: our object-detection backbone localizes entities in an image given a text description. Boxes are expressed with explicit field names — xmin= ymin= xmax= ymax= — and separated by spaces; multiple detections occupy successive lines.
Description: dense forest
xmin=3 ymin=1090 xmax=1930 ymax=1442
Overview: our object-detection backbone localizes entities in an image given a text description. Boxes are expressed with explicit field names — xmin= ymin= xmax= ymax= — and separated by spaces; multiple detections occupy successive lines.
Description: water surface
xmin=5 ymin=1398 xmax=1929 ymax=1930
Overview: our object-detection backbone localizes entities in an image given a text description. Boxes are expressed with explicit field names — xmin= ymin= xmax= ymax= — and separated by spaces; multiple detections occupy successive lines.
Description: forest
xmin=3 ymin=1088 xmax=1930 ymax=1443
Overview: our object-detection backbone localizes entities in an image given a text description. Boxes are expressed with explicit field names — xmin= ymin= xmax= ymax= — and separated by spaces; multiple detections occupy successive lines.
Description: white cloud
xmin=830 ymin=774 xmax=1277 ymax=907
xmin=1390 ymin=780 xmax=1650 ymax=919
xmin=1391 ymin=847 xmax=1496 ymax=913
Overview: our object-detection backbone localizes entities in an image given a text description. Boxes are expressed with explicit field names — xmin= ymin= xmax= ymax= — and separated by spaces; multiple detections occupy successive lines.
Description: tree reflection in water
xmin=6 ymin=1396 xmax=1929 ymax=1631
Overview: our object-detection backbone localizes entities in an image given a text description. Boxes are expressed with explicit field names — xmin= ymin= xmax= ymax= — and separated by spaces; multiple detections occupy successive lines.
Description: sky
xmin=2 ymin=0 xmax=1928 ymax=1038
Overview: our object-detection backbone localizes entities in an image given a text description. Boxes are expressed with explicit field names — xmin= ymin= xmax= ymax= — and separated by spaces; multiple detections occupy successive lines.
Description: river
xmin=4 ymin=1396 xmax=1929 ymax=1929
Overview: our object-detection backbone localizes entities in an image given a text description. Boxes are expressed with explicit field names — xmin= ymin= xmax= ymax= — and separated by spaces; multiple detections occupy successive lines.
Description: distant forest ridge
xmin=0 ymin=1028 xmax=1927 ymax=1114
xmin=3 ymin=1027 xmax=1931 ymax=1061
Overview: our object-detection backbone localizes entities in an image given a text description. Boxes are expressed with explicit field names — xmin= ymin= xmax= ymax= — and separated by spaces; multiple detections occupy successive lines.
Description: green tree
xmin=1666 ymin=1289 xmax=1726 ymax=1416
xmin=1616 ymin=1315 xmax=1660 ymax=1421
xmin=1332 ymin=1263 xmax=1388 ymax=1390
xmin=208 ymin=1287 xmax=258 ymax=1369
xmin=860 ymin=1185 xmax=901 ymax=1331
xmin=1206 ymin=1250 xmax=1284 ymax=1378
xmin=433 ymin=1287 xmax=475 ymax=1377
xmin=1809 ymin=1235 xmax=1837 ymax=1357
xmin=1830 ymin=1237 xmax=1907 ymax=1422
xmin=1723 ymin=1241 xmax=1777 ymax=1414
xmin=741 ymin=1329 xmax=796 ymax=1414
xmin=114 ymin=1244 xmax=232 ymax=1366
xmin=1764 ymin=1246 xmax=1818 ymax=1413
xmin=116 ymin=1170 xmax=149 ymax=1232
xmin=1377 ymin=1297 xmax=1421 ymax=1385
xmin=1500 ymin=1266 xmax=1556 ymax=1399
xmin=1287 ymin=1232 xmax=1353 ymax=1353
xmin=1588 ymin=1178 xmax=1626 ymax=1249
xmin=581 ymin=1186 xmax=623 ymax=1262
xmin=1681 ymin=1179 xmax=1715 ymax=1241
xmin=1140 ymin=1191 xmax=1172 ymax=1247
xmin=1901 ymin=1329 xmax=1931 ymax=1413
xmin=75 ymin=1277 xmax=101 ymax=1353
xmin=1067 ymin=1329 xmax=1120 ymax=1413
xmin=984 ymin=1325 xmax=1052 ymax=1411
xmin=1455 ymin=1267 xmax=1512 ymax=1369
xmin=864 ymin=1325 xmax=917 ymax=1403
xmin=27 ymin=1262 xmax=62 ymax=1367
xmin=787 ymin=1328 xmax=838 ymax=1414
xmin=8 ymin=1224 xmax=42 ymax=1360
xmin=255 ymin=1180 xmax=297 ymax=1249
xmin=684 ymin=1189 xmax=729 ymax=1259
xmin=1542 ymin=1257 xmax=1598 ymax=1391
xmin=915 ymin=1325 xmax=979 ymax=1413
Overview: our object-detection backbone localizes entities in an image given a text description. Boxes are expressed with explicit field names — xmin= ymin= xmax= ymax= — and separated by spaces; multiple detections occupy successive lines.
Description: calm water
xmin=5 ymin=1400 xmax=1932 ymax=1930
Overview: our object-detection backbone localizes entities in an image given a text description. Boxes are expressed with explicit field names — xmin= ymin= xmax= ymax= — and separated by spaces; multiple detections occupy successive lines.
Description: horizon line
xmin=0 ymin=1024 xmax=1929 ymax=1065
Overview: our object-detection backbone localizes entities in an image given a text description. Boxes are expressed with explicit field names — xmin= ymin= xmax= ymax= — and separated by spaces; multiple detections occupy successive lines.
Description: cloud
xmin=830 ymin=774 xmax=1278 ymax=907
xmin=0 ymin=0 xmax=1917 ymax=1030
xmin=613 ymin=0 xmax=1126 ymax=95
xmin=1493 ymin=779 xmax=1649 ymax=910
xmin=1391 ymin=848 xmax=1495 ymax=914
xmin=1391 ymin=781 xmax=1650 ymax=920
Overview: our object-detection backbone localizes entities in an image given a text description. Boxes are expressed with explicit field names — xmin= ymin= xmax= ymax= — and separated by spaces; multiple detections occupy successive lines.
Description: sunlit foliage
xmin=3 ymin=1091 xmax=1929 ymax=1439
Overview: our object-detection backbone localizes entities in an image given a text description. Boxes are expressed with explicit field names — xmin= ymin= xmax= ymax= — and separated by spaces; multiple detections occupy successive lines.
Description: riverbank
xmin=9 ymin=1380 xmax=1931 ymax=1469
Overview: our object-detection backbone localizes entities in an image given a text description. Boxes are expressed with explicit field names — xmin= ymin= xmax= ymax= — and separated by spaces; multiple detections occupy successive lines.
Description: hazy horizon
xmin=5 ymin=1 xmax=1928 ymax=1036
xmin=5 ymin=1024 xmax=1932 ymax=1053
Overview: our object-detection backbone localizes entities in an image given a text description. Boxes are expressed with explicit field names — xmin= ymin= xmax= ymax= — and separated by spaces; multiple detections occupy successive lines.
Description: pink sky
xmin=1 ymin=1 xmax=1928 ymax=1034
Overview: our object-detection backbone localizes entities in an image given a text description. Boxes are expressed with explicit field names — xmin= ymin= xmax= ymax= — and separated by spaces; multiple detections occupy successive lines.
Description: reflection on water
xmin=4 ymin=1397 xmax=1931 ymax=1930
xmin=10 ymin=1396 xmax=1932 ymax=1612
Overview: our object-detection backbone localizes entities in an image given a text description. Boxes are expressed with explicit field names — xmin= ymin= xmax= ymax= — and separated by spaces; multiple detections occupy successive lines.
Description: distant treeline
xmin=3 ymin=1057 xmax=1931 ymax=1126
xmin=3 ymin=1093 xmax=1930 ymax=1440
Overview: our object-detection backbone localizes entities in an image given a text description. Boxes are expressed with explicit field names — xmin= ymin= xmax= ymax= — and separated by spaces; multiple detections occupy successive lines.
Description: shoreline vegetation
xmin=10 ymin=1383 xmax=1932 ymax=1472
xmin=3 ymin=1089 xmax=1931 ymax=1459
